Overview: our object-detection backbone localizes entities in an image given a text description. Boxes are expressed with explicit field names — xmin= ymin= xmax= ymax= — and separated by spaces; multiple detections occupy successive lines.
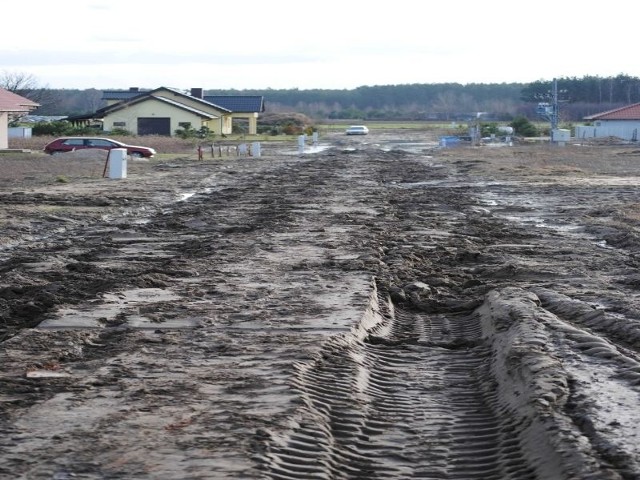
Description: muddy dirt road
xmin=1 ymin=131 xmax=640 ymax=479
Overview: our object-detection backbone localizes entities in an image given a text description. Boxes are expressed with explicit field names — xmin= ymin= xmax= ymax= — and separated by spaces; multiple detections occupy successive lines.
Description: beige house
xmin=0 ymin=88 xmax=39 ymax=149
xmin=72 ymin=87 xmax=264 ymax=136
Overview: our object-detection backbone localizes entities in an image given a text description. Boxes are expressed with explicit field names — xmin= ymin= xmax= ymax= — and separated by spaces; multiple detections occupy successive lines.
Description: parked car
xmin=43 ymin=137 xmax=156 ymax=158
xmin=345 ymin=125 xmax=369 ymax=135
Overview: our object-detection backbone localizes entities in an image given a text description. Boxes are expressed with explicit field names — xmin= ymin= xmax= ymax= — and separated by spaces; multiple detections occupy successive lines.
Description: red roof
xmin=0 ymin=88 xmax=40 ymax=112
xmin=584 ymin=102 xmax=640 ymax=121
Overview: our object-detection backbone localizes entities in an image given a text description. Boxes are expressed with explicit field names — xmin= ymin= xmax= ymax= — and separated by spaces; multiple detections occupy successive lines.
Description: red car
xmin=43 ymin=137 xmax=156 ymax=158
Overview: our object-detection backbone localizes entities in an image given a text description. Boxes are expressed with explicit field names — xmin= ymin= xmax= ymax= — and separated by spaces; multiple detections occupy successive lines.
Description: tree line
xmin=4 ymin=72 xmax=640 ymax=123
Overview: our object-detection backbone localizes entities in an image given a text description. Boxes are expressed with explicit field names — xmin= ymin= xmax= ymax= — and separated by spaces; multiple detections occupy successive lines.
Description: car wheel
xmin=130 ymin=152 xmax=143 ymax=158
xmin=50 ymin=151 xmax=65 ymax=155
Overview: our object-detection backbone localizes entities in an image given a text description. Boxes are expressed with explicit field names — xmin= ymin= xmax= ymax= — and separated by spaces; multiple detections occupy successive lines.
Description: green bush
xmin=510 ymin=116 xmax=539 ymax=137
xmin=109 ymin=127 xmax=133 ymax=136
xmin=175 ymin=123 xmax=212 ymax=139
xmin=32 ymin=120 xmax=73 ymax=136
xmin=32 ymin=120 xmax=101 ymax=137
xmin=481 ymin=122 xmax=500 ymax=137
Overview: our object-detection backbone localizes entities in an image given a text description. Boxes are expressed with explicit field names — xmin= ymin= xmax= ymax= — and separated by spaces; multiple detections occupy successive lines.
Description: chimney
xmin=191 ymin=88 xmax=204 ymax=99
xmin=129 ymin=87 xmax=139 ymax=92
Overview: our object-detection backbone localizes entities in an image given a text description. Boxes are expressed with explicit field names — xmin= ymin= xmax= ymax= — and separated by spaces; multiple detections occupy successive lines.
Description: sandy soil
xmin=1 ymin=130 xmax=640 ymax=479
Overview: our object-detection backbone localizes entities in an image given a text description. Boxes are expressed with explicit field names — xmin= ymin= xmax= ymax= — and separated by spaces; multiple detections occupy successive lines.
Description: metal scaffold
xmin=536 ymin=77 xmax=559 ymax=131
xmin=536 ymin=78 xmax=569 ymax=145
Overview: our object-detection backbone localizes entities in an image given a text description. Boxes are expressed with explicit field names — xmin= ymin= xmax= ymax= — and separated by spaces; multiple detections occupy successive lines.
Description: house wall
xmin=8 ymin=127 xmax=32 ymax=138
xmin=153 ymin=90 xmax=211 ymax=111
xmin=103 ymin=98 xmax=220 ymax=135
xmin=150 ymin=90 xmax=230 ymax=134
xmin=217 ymin=116 xmax=233 ymax=135
xmin=230 ymin=112 xmax=258 ymax=134
xmin=199 ymin=115 xmax=230 ymax=136
xmin=0 ymin=112 xmax=8 ymax=149
xmin=576 ymin=121 xmax=640 ymax=141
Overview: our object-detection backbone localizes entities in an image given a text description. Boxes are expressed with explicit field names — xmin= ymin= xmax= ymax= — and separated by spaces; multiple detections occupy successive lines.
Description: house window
xmin=113 ymin=121 xmax=126 ymax=127
xmin=178 ymin=122 xmax=192 ymax=129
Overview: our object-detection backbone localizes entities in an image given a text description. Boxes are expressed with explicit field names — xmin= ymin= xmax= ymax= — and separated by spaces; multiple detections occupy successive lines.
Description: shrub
xmin=282 ymin=123 xmax=303 ymax=135
xmin=32 ymin=120 xmax=73 ymax=136
xmin=175 ymin=123 xmax=212 ymax=139
xmin=31 ymin=120 xmax=101 ymax=137
xmin=510 ymin=116 xmax=539 ymax=137
xmin=258 ymin=112 xmax=314 ymax=136
xmin=481 ymin=122 xmax=500 ymax=137
xmin=110 ymin=127 xmax=133 ymax=136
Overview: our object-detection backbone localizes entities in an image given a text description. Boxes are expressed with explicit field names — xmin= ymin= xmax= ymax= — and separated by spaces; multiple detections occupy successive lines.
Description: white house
xmin=576 ymin=103 xmax=640 ymax=141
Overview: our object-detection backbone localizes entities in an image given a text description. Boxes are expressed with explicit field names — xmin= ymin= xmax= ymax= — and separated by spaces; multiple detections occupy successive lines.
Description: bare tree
xmin=431 ymin=91 xmax=458 ymax=120
xmin=0 ymin=70 xmax=58 ymax=105
xmin=0 ymin=70 xmax=40 ymax=93
xmin=0 ymin=71 xmax=61 ymax=119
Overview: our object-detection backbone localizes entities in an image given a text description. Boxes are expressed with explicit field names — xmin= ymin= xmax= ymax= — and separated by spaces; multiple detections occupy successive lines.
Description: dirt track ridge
xmin=262 ymin=280 xmax=633 ymax=479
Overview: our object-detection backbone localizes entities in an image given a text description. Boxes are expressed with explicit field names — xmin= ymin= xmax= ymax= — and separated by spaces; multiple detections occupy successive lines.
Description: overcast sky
xmin=2 ymin=0 xmax=638 ymax=91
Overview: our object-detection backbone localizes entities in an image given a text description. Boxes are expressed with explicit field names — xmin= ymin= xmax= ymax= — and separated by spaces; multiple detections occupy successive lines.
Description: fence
xmin=197 ymin=142 xmax=262 ymax=160
xmin=575 ymin=125 xmax=639 ymax=141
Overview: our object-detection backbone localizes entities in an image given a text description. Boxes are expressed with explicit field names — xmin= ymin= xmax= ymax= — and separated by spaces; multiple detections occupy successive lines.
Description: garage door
xmin=138 ymin=117 xmax=171 ymax=136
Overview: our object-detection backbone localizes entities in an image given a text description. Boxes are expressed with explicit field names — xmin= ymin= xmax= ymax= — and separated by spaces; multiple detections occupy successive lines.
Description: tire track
xmin=528 ymin=287 xmax=640 ymax=478
xmin=262 ymin=282 xmax=537 ymax=479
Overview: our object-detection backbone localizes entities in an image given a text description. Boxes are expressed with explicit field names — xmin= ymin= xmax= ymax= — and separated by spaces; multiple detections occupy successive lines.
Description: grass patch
xmin=317 ymin=120 xmax=459 ymax=132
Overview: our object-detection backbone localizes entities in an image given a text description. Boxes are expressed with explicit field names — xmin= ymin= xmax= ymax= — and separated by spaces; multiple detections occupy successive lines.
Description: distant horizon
xmin=20 ymin=73 xmax=639 ymax=93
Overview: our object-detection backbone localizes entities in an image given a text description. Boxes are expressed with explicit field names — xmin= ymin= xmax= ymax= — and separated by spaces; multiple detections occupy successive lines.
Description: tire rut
xmin=262 ymin=282 xmax=536 ymax=479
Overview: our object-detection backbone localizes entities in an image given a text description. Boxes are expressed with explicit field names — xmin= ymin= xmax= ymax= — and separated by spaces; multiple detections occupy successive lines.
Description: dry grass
xmin=8 ymin=133 xmax=293 ymax=155
xmin=9 ymin=135 xmax=201 ymax=154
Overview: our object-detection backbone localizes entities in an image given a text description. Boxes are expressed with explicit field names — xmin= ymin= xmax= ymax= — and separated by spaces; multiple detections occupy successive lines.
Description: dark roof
xmin=0 ymin=88 xmax=40 ymax=112
xmin=151 ymin=87 xmax=232 ymax=113
xmin=584 ymin=102 xmax=640 ymax=121
xmin=102 ymin=88 xmax=151 ymax=101
xmin=93 ymin=95 xmax=220 ymax=119
xmin=66 ymin=112 xmax=96 ymax=121
xmin=203 ymin=95 xmax=265 ymax=113
xmin=111 ymin=87 xmax=233 ymax=113
xmin=102 ymin=88 xmax=263 ymax=114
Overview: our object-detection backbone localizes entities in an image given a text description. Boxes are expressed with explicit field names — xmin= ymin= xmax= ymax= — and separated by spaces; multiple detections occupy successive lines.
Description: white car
xmin=345 ymin=125 xmax=369 ymax=135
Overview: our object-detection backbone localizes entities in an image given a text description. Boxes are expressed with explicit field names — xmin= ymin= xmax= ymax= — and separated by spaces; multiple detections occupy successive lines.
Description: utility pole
xmin=550 ymin=77 xmax=559 ymax=131
xmin=536 ymin=77 xmax=563 ymax=144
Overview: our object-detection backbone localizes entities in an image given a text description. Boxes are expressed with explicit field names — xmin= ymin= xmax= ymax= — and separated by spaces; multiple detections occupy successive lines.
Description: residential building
xmin=0 ymin=88 xmax=39 ymax=149
xmin=577 ymin=103 xmax=640 ymax=141
xmin=71 ymin=87 xmax=264 ymax=136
